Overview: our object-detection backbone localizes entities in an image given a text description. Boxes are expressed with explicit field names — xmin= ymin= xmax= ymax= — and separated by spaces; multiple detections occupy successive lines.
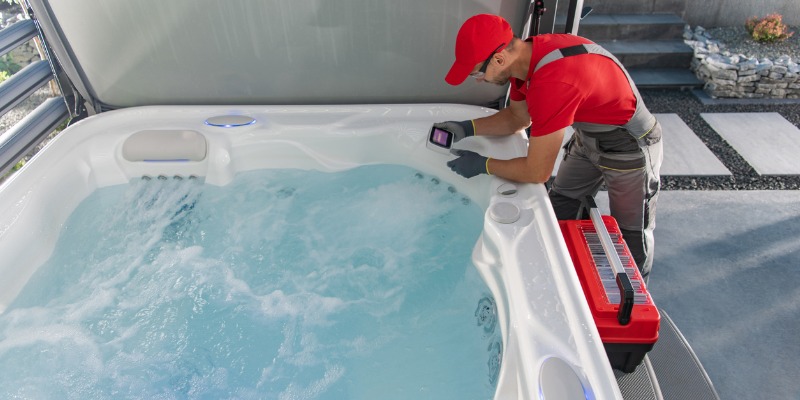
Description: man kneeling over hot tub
xmin=436 ymin=14 xmax=663 ymax=280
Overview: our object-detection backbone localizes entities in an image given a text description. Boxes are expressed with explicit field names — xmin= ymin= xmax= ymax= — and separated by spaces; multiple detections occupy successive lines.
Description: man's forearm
xmin=487 ymin=157 xmax=552 ymax=183
xmin=485 ymin=128 xmax=565 ymax=184
xmin=473 ymin=108 xmax=531 ymax=137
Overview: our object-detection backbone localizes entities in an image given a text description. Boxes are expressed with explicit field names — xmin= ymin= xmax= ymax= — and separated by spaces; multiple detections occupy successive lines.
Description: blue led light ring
xmin=204 ymin=115 xmax=256 ymax=127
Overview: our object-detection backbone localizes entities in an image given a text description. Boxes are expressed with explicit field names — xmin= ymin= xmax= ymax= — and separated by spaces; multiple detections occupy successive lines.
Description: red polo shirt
xmin=509 ymin=34 xmax=637 ymax=137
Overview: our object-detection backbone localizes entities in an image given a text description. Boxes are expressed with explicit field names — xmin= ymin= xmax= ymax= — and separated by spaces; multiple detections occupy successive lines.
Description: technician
xmin=436 ymin=14 xmax=662 ymax=278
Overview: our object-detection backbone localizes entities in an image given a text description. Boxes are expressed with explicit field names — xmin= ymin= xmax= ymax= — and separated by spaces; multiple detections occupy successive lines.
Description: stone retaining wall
xmin=684 ymin=26 xmax=800 ymax=99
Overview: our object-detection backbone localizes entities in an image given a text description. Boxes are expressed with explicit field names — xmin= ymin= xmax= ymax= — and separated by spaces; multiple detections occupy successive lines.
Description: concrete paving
xmin=594 ymin=189 xmax=800 ymax=400
xmin=648 ymin=191 xmax=800 ymax=400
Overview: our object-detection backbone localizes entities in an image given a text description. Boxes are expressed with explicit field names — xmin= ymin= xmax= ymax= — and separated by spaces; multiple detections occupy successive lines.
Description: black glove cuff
xmin=457 ymin=120 xmax=475 ymax=138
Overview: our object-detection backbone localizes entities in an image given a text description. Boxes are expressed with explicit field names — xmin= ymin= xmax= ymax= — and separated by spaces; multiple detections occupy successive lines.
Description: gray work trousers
xmin=549 ymin=123 xmax=663 ymax=278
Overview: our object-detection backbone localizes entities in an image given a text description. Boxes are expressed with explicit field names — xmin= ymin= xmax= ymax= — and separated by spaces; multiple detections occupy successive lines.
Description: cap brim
xmin=445 ymin=61 xmax=472 ymax=85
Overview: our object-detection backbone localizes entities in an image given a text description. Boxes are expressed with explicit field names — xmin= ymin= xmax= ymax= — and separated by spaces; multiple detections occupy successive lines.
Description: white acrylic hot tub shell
xmin=0 ymin=104 xmax=622 ymax=399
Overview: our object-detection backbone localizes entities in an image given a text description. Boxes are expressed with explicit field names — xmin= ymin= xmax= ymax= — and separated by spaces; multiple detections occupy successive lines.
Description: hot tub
xmin=0 ymin=103 xmax=622 ymax=399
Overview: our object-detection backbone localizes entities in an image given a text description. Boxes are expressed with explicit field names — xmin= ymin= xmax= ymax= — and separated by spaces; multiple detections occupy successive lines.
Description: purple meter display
xmin=428 ymin=127 xmax=454 ymax=149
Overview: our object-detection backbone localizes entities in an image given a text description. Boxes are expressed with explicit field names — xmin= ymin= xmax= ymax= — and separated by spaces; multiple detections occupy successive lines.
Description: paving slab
xmin=702 ymin=112 xmax=800 ymax=175
xmin=656 ymin=113 xmax=730 ymax=176
xmin=553 ymin=114 xmax=730 ymax=176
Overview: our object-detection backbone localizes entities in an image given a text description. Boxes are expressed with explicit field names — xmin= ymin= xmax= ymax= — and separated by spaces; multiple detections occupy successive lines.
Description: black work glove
xmin=432 ymin=120 xmax=474 ymax=143
xmin=447 ymin=150 xmax=490 ymax=178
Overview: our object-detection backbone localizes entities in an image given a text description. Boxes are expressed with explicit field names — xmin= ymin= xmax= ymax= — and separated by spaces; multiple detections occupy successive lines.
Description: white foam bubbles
xmin=0 ymin=165 xmax=494 ymax=399
xmin=278 ymin=364 xmax=346 ymax=400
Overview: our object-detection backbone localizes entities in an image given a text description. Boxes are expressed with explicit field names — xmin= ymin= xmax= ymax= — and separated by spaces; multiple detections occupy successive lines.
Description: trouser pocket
xmin=598 ymin=153 xmax=646 ymax=171
xmin=561 ymin=135 xmax=576 ymax=161
xmin=581 ymin=127 xmax=640 ymax=153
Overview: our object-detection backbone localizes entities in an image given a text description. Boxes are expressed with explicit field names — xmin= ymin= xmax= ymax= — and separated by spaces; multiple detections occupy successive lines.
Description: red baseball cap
xmin=445 ymin=14 xmax=514 ymax=85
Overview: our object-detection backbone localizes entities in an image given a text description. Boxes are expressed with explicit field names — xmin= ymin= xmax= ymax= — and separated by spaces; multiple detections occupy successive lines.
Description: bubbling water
xmin=0 ymin=165 xmax=499 ymax=399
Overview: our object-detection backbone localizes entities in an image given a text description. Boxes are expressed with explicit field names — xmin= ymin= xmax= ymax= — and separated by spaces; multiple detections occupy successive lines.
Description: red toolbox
xmin=559 ymin=199 xmax=660 ymax=373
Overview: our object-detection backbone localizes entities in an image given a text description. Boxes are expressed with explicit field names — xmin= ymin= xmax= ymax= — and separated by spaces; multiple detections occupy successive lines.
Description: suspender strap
xmin=534 ymin=43 xmax=619 ymax=74
xmin=559 ymin=44 xmax=589 ymax=57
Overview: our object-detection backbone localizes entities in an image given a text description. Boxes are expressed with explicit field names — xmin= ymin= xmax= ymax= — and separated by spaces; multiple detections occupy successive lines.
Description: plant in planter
xmin=684 ymin=17 xmax=799 ymax=99
xmin=745 ymin=14 xmax=794 ymax=44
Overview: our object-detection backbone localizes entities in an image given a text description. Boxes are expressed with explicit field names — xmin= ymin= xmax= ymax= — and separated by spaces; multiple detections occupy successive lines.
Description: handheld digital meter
xmin=426 ymin=126 xmax=455 ymax=154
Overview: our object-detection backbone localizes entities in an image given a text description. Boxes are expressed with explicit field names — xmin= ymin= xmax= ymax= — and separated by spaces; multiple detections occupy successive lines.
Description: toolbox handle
xmin=584 ymin=196 xmax=634 ymax=325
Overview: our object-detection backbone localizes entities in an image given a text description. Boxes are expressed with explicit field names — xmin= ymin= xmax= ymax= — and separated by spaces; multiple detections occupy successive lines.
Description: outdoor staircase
xmin=556 ymin=13 xmax=703 ymax=89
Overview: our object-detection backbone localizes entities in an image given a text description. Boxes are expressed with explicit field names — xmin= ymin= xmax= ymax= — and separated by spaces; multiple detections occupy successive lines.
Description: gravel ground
xmin=652 ymin=25 xmax=800 ymax=191
xmin=641 ymin=88 xmax=800 ymax=191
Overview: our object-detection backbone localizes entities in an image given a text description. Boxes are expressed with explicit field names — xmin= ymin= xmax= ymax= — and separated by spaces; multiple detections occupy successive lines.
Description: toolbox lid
xmin=559 ymin=218 xmax=661 ymax=344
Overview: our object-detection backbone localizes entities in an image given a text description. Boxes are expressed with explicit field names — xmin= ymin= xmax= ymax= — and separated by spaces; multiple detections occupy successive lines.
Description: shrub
xmin=0 ymin=54 xmax=20 ymax=75
xmin=745 ymin=13 xmax=795 ymax=43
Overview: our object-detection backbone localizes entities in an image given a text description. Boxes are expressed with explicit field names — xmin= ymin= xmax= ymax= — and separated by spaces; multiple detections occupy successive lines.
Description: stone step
xmin=596 ymin=40 xmax=694 ymax=68
xmin=629 ymin=68 xmax=704 ymax=89
xmin=556 ymin=13 xmax=687 ymax=42
xmin=553 ymin=13 xmax=695 ymax=88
